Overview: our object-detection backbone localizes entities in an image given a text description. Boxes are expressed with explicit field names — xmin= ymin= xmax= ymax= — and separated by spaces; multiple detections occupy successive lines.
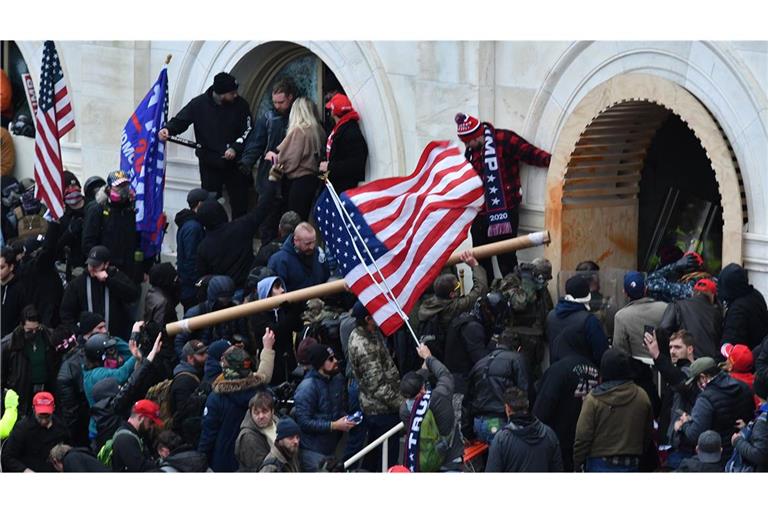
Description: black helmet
xmin=83 ymin=176 xmax=106 ymax=200
xmin=477 ymin=291 xmax=510 ymax=327
xmin=84 ymin=333 xmax=118 ymax=362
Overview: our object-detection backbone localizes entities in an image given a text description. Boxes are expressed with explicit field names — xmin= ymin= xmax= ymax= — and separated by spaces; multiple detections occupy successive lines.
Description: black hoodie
xmin=485 ymin=413 xmax=563 ymax=472
xmin=718 ymin=263 xmax=768 ymax=349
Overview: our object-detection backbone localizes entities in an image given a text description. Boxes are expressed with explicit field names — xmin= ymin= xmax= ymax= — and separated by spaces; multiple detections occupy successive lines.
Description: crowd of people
xmin=1 ymin=71 xmax=767 ymax=474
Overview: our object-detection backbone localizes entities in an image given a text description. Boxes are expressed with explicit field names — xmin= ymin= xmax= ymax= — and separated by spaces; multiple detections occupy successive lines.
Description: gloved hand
xmin=4 ymin=389 xmax=19 ymax=409
xmin=672 ymin=253 xmax=698 ymax=274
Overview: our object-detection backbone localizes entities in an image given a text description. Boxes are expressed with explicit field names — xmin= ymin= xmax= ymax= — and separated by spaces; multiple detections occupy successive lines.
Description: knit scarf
xmin=405 ymin=390 xmax=431 ymax=472
xmin=325 ymin=111 xmax=361 ymax=160
xmin=478 ymin=123 xmax=513 ymax=237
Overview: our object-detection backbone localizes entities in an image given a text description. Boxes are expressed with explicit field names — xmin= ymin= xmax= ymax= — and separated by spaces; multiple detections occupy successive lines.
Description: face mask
xmin=109 ymin=187 xmax=134 ymax=203
xmin=64 ymin=189 xmax=84 ymax=208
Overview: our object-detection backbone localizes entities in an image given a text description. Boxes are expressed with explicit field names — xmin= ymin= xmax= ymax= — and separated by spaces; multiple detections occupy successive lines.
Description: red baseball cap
xmin=32 ymin=392 xmax=55 ymax=415
xmin=132 ymin=399 xmax=164 ymax=426
xmin=721 ymin=343 xmax=754 ymax=373
xmin=694 ymin=278 xmax=717 ymax=296
xmin=387 ymin=464 xmax=411 ymax=473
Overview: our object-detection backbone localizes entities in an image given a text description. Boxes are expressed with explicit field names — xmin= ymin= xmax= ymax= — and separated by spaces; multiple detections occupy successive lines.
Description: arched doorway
xmin=545 ymin=74 xmax=747 ymax=280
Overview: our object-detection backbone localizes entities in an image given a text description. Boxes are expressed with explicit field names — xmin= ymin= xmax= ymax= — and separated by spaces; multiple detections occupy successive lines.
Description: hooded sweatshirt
xmin=174 ymin=208 xmax=204 ymax=300
xmin=546 ymin=299 xmax=609 ymax=366
xmin=573 ymin=380 xmax=654 ymax=468
xmin=718 ymin=263 xmax=768 ymax=349
xmin=485 ymin=413 xmax=563 ymax=472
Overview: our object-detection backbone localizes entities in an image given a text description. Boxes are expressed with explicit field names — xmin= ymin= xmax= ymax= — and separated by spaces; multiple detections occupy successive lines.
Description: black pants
xmin=199 ymin=162 xmax=250 ymax=219
xmin=470 ymin=208 xmax=520 ymax=278
xmin=282 ymin=175 xmax=321 ymax=222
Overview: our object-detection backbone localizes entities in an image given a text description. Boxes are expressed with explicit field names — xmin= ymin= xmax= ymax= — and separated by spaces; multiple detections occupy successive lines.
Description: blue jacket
xmin=268 ymin=235 xmax=330 ymax=293
xmin=174 ymin=209 xmax=205 ymax=302
xmin=83 ymin=339 xmax=135 ymax=438
xmin=293 ymin=369 xmax=346 ymax=456
xmin=197 ymin=349 xmax=274 ymax=472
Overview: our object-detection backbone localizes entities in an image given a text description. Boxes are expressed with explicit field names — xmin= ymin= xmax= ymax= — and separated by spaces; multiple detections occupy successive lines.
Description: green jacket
xmin=417 ymin=265 xmax=488 ymax=333
xmin=347 ymin=326 xmax=403 ymax=415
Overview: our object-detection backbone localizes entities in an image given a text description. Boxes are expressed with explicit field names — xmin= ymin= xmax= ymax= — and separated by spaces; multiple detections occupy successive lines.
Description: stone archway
xmin=544 ymin=73 xmax=746 ymax=279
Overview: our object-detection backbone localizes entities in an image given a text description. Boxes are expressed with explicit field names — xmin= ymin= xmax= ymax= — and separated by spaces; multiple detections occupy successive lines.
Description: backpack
xmin=417 ymin=314 xmax=447 ymax=361
xmin=145 ymin=371 xmax=199 ymax=431
xmin=97 ymin=428 xmax=142 ymax=467
xmin=406 ymin=393 xmax=452 ymax=472
xmin=725 ymin=409 xmax=766 ymax=472
xmin=173 ymin=380 xmax=212 ymax=447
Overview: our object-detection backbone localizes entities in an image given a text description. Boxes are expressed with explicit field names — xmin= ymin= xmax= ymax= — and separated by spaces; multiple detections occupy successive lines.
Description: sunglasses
xmin=326 ymin=355 xmax=338 ymax=362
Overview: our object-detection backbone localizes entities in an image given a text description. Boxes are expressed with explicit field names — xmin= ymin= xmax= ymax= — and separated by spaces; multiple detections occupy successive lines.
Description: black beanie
xmin=565 ymin=275 xmax=590 ymax=299
xmin=308 ymin=344 xmax=334 ymax=370
xmin=213 ymin=72 xmax=238 ymax=94
xmin=600 ymin=348 xmax=632 ymax=381
xmin=78 ymin=311 xmax=105 ymax=336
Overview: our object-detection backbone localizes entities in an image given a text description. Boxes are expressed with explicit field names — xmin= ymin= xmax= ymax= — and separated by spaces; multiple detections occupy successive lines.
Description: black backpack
xmin=417 ymin=313 xmax=448 ymax=361
xmin=173 ymin=380 xmax=212 ymax=448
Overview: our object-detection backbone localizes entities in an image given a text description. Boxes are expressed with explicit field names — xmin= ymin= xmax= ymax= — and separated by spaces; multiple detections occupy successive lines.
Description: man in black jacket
xmin=1 ymin=246 xmax=23 ymax=338
xmin=13 ymin=221 xmax=64 ymax=326
xmin=111 ymin=399 xmax=163 ymax=472
xmin=59 ymin=245 xmax=140 ymax=341
xmin=320 ymin=93 xmax=368 ymax=194
xmin=55 ymin=312 xmax=106 ymax=447
xmin=194 ymin=199 xmax=258 ymax=288
xmin=238 ymin=77 xmax=296 ymax=242
xmin=730 ymin=372 xmax=768 ymax=472
xmin=463 ymin=327 xmax=529 ymax=444
xmin=718 ymin=263 xmax=768 ymax=350
xmin=1 ymin=392 xmax=70 ymax=472
xmin=49 ymin=442 xmax=109 ymax=472
xmin=82 ymin=170 xmax=141 ymax=283
xmin=160 ymin=72 xmax=252 ymax=219
xmin=169 ymin=340 xmax=207 ymax=419
xmin=1 ymin=305 xmax=60 ymax=417
xmin=675 ymin=357 xmax=755 ymax=460
xmin=485 ymin=386 xmax=562 ymax=472
xmin=659 ymin=278 xmax=722 ymax=359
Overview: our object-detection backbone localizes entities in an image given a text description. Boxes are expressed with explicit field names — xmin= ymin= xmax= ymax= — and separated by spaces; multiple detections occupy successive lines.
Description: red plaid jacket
xmin=465 ymin=127 xmax=551 ymax=212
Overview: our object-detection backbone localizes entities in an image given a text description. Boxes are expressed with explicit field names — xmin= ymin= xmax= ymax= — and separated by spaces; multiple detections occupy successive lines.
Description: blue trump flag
xmin=119 ymin=65 xmax=169 ymax=259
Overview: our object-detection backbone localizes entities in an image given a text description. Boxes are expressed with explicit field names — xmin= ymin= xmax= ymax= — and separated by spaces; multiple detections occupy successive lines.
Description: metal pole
xmin=344 ymin=422 xmax=404 ymax=470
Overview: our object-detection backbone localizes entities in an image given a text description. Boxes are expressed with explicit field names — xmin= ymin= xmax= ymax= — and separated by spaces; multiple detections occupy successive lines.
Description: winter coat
xmin=234 ymin=411 xmax=277 ymax=471
xmin=268 ymin=234 xmax=330 ymax=293
xmin=417 ymin=265 xmax=488 ymax=338
xmin=174 ymin=209 xmax=205 ymax=303
xmin=675 ymin=455 xmax=725 ymax=472
xmin=443 ymin=313 xmax=491 ymax=394
xmin=55 ymin=346 xmax=90 ymax=446
xmin=547 ymin=299 xmax=609 ymax=367
xmin=61 ymin=447 xmax=109 ymax=472
xmin=169 ymin=361 xmax=202 ymax=416
xmin=165 ymin=86 xmax=252 ymax=168
xmin=197 ymin=348 xmax=275 ymax=472
xmin=158 ymin=445 xmax=210 ymax=472
xmin=14 ymin=220 xmax=64 ymax=327
xmin=82 ymin=200 xmax=140 ymax=282
xmin=612 ymin=297 xmax=667 ymax=359
xmin=249 ymin=276 xmax=295 ymax=384
xmin=90 ymin=359 xmax=159 ymax=452
xmin=347 ymin=326 xmax=403 ymax=415
xmin=651 ymin=353 xmax=696 ymax=446
xmin=173 ymin=275 xmax=250 ymax=359
xmin=646 ymin=262 xmax=696 ymax=303
xmin=259 ymin=443 xmax=301 ymax=472
xmin=326 ymin=119 xmax=368 ymax=193
xmin=239 ymin=108 xmax=287 ymax=173
xmin=679 ymin=372 xmax=755 ymax=458
xmin=111 ymin=421 xmax=157 ymax=472
xmin=718 ymin=263 xmax=768 ymax=350
xmin=195 ymin=201 xmax=259 ymax=288
xmin=56 ymin=206 xmax=87 ymax=270
xmin=275 ymin=126 xmax=324 ymax=180
xmin=659 ymin=294 xmax=723 ymax=359
xmin=1 ymin=326 xmax=60 ymax=416
xmin=59 ymin=266 xmax=140 ymax=341
xmin=573 ymin=380 xmax=654 ymax=469
xmin=399 ymin=356 xmax=464 ymax=466
xmin=1 ymin=414 xmax=70 ymax=472
xmin=485 ymin=413 xmax=563 ymax=472
xmin=293 ymin=368 xmax=347 ymax=456
xmin=732 ymin=404 xmax=768 ymax=472
xmin=465 ymin=347 xmax=529 ymax=422
xmin=1 ymin=275 xmax=23 ymax=338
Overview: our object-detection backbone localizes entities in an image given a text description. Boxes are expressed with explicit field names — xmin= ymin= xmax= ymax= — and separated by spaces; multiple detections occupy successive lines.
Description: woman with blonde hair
xmin=264 ymin=97 xmax=325 ymax=220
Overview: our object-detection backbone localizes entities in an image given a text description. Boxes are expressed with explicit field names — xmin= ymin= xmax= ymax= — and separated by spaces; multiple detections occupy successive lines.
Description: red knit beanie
xmin=325 ymin=93 xmax=354 ymax=117
xmin=455 ymin=112 xmax=481 ymax=141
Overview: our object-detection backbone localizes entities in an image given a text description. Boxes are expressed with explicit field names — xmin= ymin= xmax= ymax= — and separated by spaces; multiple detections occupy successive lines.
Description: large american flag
xmin=315 ymin=141 xmax=483 ymax=335
xmin=33 ymin=41 xmax=75 ymax=220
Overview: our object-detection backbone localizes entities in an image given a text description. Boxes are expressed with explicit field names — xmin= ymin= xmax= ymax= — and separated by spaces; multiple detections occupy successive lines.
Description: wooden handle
xmin=164 ymin=230 xmax=550 ymax=336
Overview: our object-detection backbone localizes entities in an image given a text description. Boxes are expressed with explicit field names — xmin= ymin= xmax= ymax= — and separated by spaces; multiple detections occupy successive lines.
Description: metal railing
xmin=343 ymin=422 xmax=405 ymax=472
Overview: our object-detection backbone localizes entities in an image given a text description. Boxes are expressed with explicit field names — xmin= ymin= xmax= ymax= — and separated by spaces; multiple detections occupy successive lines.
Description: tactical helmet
xmin=84 ymin=333 xmax=118 ymax=362
xmin=531 ymin=257 xmax=553 ymax=282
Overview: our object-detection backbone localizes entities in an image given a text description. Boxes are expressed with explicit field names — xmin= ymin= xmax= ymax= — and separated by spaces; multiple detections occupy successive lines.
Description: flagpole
xmin=165 ymin=231 xmax=550 ymax=337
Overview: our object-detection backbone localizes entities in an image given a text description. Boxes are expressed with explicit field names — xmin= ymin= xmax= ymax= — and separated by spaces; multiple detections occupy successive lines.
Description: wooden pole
xmin=165 ymin=230 xmax=550 ymax=337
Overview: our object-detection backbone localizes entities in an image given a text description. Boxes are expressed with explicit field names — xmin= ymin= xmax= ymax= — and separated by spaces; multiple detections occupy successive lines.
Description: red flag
xmin=33 ymin=40 xmax=75 ymax=220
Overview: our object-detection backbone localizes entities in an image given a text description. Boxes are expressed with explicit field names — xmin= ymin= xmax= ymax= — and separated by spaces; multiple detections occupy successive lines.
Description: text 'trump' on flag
xmin=315 ymin=140 xmax=484 ymax=336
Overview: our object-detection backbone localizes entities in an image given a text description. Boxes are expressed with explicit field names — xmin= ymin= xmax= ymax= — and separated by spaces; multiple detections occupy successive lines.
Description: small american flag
xmin=315 ymin=141 xmax=483 ymax=335
xmin=33 ymin=40 xmax=75 ymax=220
